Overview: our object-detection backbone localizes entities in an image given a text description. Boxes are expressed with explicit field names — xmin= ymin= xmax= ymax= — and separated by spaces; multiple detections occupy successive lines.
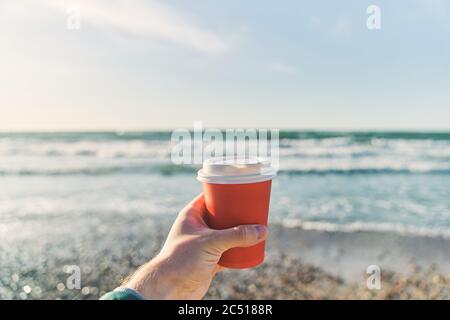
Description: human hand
xmin=124 ymin=193 xmax=268 ymax=299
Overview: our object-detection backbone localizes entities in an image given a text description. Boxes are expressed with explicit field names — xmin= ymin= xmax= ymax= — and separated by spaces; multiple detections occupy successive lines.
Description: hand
xmin=124 ymin=193 xmax=268 ymax=299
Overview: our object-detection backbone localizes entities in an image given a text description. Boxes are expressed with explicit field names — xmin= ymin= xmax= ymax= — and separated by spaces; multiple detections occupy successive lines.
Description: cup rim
xmin=197 ymin=156 xmax=277 ymax=184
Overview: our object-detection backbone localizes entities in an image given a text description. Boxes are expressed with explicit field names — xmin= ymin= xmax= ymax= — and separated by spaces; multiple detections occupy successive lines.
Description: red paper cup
xmin=197 ymin=157 xmax=276 ymax=269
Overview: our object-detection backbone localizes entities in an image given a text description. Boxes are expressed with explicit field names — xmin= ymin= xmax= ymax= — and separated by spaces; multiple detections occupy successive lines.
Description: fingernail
xmin=254 ymin=225 xmax=267 ymax=240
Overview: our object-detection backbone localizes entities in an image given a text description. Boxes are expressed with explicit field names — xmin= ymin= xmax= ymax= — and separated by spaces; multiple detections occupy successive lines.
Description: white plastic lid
xmin=197 ymin=156 xmax=277 ymax=184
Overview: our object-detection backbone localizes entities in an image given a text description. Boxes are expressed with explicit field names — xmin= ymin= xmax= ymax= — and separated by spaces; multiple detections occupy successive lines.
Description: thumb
xmin=209 ymin=224 xmax=268 ymax=252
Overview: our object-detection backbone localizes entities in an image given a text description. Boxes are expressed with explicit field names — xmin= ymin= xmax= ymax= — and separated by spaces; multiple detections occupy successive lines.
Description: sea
xmin=1 ymin=131 xmax=450 ymax=238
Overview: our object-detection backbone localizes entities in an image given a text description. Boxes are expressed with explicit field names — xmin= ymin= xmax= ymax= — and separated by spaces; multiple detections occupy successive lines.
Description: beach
xmin=1 ymin=218 xmax=449 ymax=299
xmin=1 ymin=131 xmax=450 ymax=299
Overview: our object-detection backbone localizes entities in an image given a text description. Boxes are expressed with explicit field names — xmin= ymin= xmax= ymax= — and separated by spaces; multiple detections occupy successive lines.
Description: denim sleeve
xmin=100 ymin=287 xmax=145 ymax=300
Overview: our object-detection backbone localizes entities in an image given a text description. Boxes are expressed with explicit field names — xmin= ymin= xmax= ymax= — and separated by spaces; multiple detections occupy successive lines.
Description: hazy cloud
xmin=40 ymin=0 xmax=228 ymax=53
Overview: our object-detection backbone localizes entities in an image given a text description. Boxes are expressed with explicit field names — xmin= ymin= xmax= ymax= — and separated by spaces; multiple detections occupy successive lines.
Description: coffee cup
xmin=197 ymin=156 xmax=276 ymax=268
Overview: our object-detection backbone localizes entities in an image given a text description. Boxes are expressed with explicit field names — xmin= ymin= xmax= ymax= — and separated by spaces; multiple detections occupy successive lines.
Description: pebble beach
xmin=1 ymin=221 xmax=449 ymax=300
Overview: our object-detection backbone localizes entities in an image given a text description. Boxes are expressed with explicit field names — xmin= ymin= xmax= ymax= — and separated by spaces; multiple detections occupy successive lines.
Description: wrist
xmin=124 ymin=255 xmax=176 ymax=299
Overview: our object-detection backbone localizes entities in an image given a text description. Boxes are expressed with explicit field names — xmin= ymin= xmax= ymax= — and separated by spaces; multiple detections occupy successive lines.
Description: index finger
xmin=186 ymin=193 xmax=206 ymax=215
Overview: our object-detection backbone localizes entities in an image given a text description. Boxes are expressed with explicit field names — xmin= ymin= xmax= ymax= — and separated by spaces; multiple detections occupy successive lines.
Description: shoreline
xmin=266 ymin=224 xmax=450 ymax=281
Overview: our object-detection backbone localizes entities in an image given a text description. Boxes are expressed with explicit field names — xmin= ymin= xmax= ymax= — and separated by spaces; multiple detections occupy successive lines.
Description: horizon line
xmin=1 ymin=127 xmax=450 ymax=133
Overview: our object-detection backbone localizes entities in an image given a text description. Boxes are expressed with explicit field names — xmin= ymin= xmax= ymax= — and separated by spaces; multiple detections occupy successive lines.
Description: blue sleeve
xmin=100 ymin=287 xmax=145 ymax=300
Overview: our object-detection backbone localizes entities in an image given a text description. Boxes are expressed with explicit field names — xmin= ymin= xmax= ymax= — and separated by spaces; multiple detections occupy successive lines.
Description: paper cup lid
xmin=197 ymin=156 xmax=277 ymax=184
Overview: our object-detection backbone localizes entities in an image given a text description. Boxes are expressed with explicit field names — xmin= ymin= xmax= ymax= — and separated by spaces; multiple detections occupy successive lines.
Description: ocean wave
xmin=1 ymin=163 xmax=450 ymax=176
xmin=0 ymin=139 xmax=172 ymax=158
xmin=2 ymin=132 xmax=450 ymax=162
xmin=279 ymin=137 xmax=450 ymax=159
xmin=0 ymin=164 xmax=198 ymax=176
xmin=1 ymin=131 xmax=450 ymax=176
xmin=0 ymin=131 xmax=173 ymax=142
xmin=279 ymin=219 xmax=450 ymax=239
xmin=2 ymin=130 xmax=450 ymax=142
xmin=279 ymin=168 xmax=450 ymax=175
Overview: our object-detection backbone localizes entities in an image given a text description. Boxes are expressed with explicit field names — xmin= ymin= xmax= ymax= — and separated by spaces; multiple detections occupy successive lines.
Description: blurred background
xmin=1 ymin=0 xmax=450 ymax=299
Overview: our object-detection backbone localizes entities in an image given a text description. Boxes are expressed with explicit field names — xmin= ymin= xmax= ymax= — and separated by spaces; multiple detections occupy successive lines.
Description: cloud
xmin=333 ymin=16 xmax=352 ymax=37
xmin=40 ymin=0 xmax=228 ymax=53
xmin=268 ymin=62 xmax=297 ymax=75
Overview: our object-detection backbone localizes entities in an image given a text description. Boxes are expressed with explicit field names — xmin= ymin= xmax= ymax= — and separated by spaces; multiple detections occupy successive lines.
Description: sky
xmin=1 ymin=0 xmax=450 ymax=130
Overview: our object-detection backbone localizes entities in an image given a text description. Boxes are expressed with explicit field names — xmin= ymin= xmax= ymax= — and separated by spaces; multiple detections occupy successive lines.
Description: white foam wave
xmin=280 ymin=219 xmax=450 ymax=239
xmin=1 ymin=137 xmax=450 ymax=174
xmin=0 ymin=140 xmax=172 ymax=159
